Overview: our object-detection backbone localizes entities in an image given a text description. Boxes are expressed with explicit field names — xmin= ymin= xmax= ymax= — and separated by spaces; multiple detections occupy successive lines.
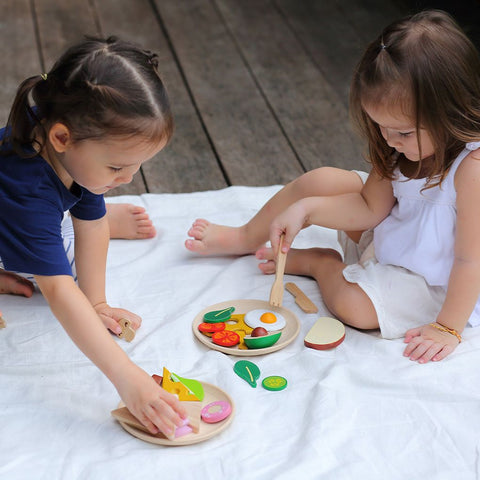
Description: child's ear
xmin=48 ymin=123 xmax=72 ymax=153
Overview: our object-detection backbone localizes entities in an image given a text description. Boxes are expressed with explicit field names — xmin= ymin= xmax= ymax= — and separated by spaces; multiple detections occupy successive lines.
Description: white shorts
xmin=338 ymin=230 xmax=446 ymax=339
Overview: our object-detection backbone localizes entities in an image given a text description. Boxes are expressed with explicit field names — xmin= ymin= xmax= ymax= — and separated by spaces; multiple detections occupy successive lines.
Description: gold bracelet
xmin=429 ymin=322 xmax=462 ymax=343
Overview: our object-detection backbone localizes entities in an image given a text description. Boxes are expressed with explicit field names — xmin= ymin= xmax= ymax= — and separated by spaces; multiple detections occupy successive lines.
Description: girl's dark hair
xmin=350 ymin=10 xmax=480 ymax=186
xmin=3 ymin=36 xmax=173 ymax=155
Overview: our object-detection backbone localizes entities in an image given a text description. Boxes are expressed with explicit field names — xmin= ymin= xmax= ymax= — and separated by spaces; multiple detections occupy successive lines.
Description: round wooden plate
xmin=192 ymin=299 xmax=300 ymax=356
xmin=116 ymin=382 xmax=234 ymax=446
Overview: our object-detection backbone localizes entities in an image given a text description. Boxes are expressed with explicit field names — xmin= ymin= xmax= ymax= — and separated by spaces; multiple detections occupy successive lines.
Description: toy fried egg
xmin=244 ymin=309 xmax=286 ymax=331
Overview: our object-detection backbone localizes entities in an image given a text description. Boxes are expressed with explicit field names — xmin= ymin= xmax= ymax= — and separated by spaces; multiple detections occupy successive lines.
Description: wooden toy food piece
xmin=224 ymin=314 xmax=253 ymax=349
xmin=243 ymin=331 xmax=282 ymax=349
xmin=212 ymin=330 xmax=240 ymax=347
xmin=304 ymin=317 xmax=345 ymax=350
xmin=285 ymin=282 xmax=318 ymax=314
xmin=162 ymin=367 xmax=204 ymax=401
xmin=251 ymin=327 xmax=268 ymax=337
xmin=234 ymin=360 xmax=260 ymax=387
xmin=198 ymin=322 xmax=226 ymax=336
xmin=262 ymin=376 xmax=288 ymax=391
xmin=111 ymin=400 xmax=202 ymax=440
xmin=201 ymin=401 xmax=232 ymax=424
xmin=0 ymin=316 xmax=5 ymax=329
xmin=203 ymin=307 xmax=235 ymax=323
xmin=117 ymin=318 xmax=135 ymax=342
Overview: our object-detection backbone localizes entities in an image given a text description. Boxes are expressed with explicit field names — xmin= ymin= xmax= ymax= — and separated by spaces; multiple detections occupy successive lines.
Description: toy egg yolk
xmin=260 ymin=312 xmax=277 ymax=324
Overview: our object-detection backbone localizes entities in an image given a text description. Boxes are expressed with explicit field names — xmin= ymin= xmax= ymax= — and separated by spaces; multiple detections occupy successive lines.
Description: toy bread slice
xmin=111 ymin=401 xmax=202 ymax=440
xmin=304 ymin=317 xmax=345 ymax=350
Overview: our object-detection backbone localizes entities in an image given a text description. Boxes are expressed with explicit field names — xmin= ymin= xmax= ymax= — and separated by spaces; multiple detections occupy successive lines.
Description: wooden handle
xmin=285 ymin=282 xmax=318 ymax=313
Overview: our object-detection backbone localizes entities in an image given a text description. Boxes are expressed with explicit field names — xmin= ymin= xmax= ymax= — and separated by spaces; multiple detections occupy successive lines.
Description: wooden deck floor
xmin=1 ymin=0 xmax=479 ymax=195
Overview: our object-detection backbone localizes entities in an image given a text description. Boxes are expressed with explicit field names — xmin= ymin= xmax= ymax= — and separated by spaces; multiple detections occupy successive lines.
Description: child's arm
xmin=404 ymin=153 xmax=480 ymax=362
xmin=270 ymin=170 xmax=395 ymax=253
xmin=72 ymin=214 xmax=140 ymax=334
xmin=34 ymin=274 xmax=187 ymax=435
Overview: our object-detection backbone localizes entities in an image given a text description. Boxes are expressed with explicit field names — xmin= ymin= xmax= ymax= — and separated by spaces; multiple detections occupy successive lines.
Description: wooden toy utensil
xmin=269 ymin=234 xmax=287 ymax=307
xmin=285 ymin=282 xmax=318 ymax=314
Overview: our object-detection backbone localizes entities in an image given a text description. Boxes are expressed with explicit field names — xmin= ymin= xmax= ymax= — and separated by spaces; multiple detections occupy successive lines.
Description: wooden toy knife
xmin=285 ymin=282 xmax=318 ymax=314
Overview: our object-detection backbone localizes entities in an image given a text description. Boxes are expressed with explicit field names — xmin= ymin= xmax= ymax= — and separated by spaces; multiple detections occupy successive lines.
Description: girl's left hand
xmin=403 ymin=323 xmax=460 ymax=363
xmin=93 ymin=302 xmax=142 ymax=335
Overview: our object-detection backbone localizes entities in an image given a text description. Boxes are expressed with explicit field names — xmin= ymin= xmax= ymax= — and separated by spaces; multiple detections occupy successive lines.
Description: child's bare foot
xmin=185 ymin=219 xmax=263 ymax=255
xmin=106 ymin=204 xmax=156 ymax=240
xmin=0 ymin=269 xmax=34 ymax=297
xmin=256 ymin=246 xmax=342 ymax=275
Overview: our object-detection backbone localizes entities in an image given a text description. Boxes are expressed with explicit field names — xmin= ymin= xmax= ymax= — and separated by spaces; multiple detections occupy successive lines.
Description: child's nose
xmin=384 ymin=130 xmax=401 ymax=148
xmin=117 ymin=172 xmax=133 ymax=184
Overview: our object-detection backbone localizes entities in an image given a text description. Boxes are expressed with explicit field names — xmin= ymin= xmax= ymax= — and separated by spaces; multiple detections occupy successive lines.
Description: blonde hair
xmin=350 ymin=10 xmax=480 ymax=185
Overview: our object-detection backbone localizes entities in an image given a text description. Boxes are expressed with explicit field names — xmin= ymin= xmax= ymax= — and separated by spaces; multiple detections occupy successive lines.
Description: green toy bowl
xmin=243 ymin=332 xmax=282 ymax=349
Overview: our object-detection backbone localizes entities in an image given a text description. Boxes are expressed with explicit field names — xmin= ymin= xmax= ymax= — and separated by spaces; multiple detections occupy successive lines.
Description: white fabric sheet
xmin=1 ymin=186 xmax=479 ymax=480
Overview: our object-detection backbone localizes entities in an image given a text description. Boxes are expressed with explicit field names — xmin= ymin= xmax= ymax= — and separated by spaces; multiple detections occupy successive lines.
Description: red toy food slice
xmin=198 ymin=322 xmax=226 ymax=334
xmin=304 ymin=317 xmax=345 ymax=350
xmin=212 ymin=330 xmax=240 ymax=347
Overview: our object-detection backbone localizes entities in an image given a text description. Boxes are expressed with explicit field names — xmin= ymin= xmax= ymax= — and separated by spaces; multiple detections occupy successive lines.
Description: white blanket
xmin=1 ymin=186 xmax=479 ymax=480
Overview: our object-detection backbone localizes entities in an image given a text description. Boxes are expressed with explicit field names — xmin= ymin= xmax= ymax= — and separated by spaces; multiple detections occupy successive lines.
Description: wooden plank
xmin=153 ymin=0 xmax=305 ymax=186
xmin=275 ymin=0 xmax=365 ymax=106
xmin=34 ymin=0 xmax=145 ymax=195
xmin=216 ymin=0 xmax=366 ymax=172
xmin=0 ymin=0 xmax=41 ymax=126
xmin=275 ymin=0 xmax=405 ymax=105
xmin=95 ymin=0 xmax=226 ymax=193
xmin=34 ymin=0 xmax=99 ymax=69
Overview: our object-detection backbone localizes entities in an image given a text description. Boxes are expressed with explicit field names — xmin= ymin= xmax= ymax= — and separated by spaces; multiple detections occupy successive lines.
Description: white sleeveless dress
xmin=341 ymin=143 xmax=480 ymax=338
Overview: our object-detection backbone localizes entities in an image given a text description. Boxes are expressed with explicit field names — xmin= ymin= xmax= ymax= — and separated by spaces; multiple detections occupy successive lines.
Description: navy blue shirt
xmin=0 ymin=128 xmax=106 ymax=275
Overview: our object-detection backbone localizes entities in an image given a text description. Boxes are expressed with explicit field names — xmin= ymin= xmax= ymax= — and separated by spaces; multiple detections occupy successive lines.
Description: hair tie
xmin=40 ymin=73 xmax=48 ymax=81
xmin=380 ymin=42 xmax=387 ymax=50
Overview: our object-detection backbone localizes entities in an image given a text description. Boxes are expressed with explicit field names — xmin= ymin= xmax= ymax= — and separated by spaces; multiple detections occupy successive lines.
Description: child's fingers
xmin=404 ymin=339 xmax=433 ymax=361
xmin=158 ymin=388 xmax=188 ymax=419
xmin=403 ymin=326 xmax=421 ymax=342
xmin=432 ymin=344 xmax=455 ymax=362
xmin=111 ymin=309 xmax=142 ymax=330
xmin=414 ymin=343 xmax=443 ymax=364
xmin=97 ymin=313 xmax=122 ymax=335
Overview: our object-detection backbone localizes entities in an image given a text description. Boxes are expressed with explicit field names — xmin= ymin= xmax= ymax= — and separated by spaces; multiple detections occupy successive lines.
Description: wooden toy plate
xmin=192 ymin=299 xmax=300 ymax=356
xmin=116 ymin=382 xmax=234 ymax=446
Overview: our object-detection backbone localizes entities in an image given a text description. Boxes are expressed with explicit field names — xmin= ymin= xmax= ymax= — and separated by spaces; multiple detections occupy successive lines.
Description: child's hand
xmin=116 ymin=363 xmax=187 ymax=437
xmin=93 ymin=302 xmax=142 ymax=335
xmin=403 ymin=323 xmax=460 ymax=363
xmin=270 ymin=202 xmax=309 ymax=255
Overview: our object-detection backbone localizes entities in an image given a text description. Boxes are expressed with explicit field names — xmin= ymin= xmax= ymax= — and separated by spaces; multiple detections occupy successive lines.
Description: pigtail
xmin=2 ymin=75 xmax=46 ymax=157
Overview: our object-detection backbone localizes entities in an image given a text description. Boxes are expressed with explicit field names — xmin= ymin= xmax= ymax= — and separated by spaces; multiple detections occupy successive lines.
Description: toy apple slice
xmin=304 ymin=317 xmax=345 ymax=350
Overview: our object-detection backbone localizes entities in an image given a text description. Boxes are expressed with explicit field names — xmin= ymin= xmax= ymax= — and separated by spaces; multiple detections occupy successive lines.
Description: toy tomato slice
xmin=212 ymin=330 xmax=240 ymax=347
xmin=198 ymin=322 xmax=226 ymax=333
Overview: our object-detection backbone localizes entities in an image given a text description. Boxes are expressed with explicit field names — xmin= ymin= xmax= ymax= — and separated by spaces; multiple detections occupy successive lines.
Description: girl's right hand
xmin=269 ymin=201 xmax=309 ymax=255
xmin=115 ymin=363 xmax=187 ymax=437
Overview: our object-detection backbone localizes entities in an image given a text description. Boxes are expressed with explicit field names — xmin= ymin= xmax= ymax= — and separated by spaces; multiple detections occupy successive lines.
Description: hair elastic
xmin=380 ymin=42 xmax=387 ymax=50
xmin=40 ymin=73 xmax=48 ymax=81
